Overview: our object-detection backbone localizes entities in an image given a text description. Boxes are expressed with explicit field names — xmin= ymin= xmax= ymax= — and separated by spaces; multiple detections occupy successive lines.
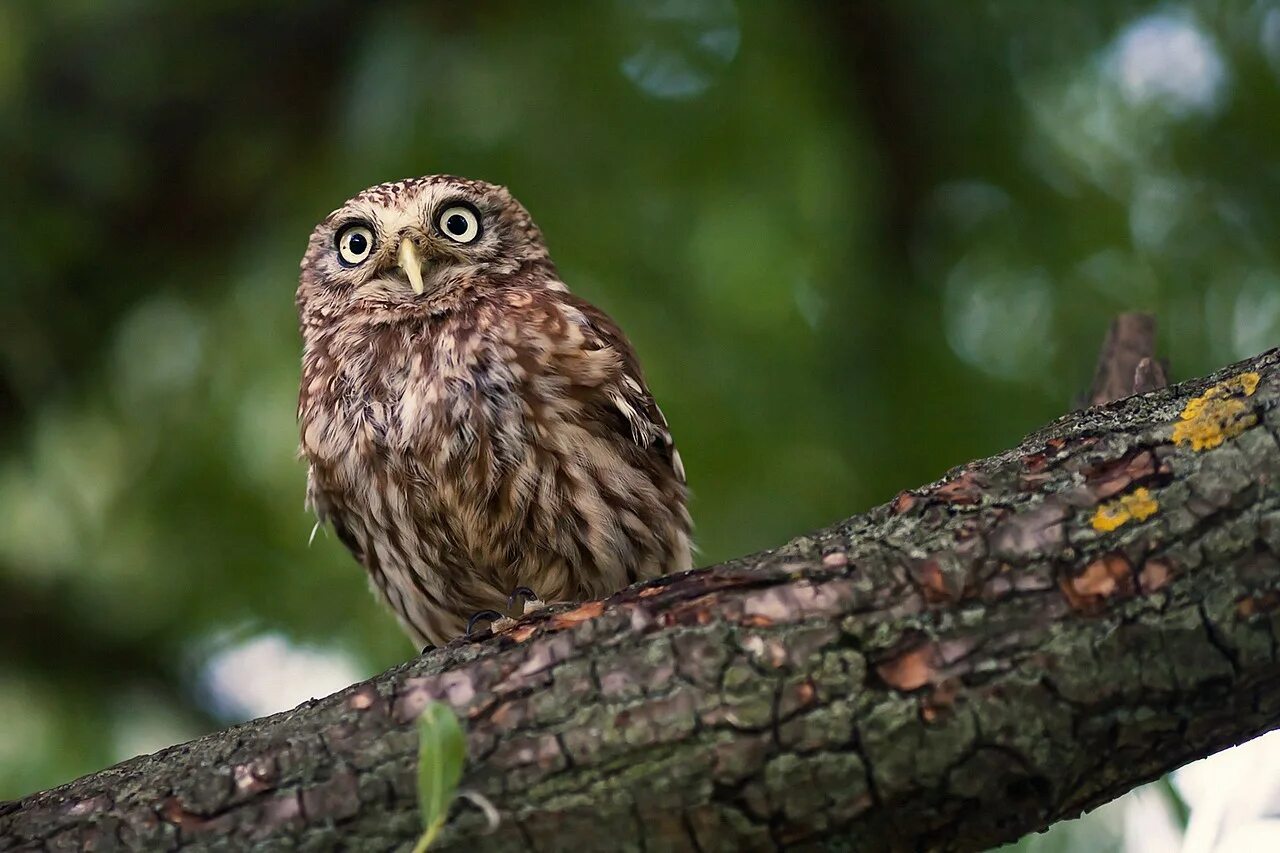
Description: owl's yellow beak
xmin=397 ymin=237 xmax=426 ymax=296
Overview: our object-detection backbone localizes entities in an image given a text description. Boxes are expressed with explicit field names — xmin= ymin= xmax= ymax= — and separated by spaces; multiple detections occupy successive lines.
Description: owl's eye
xmin=336 ymin=224 xmax=375 ymax=266
xmin=436 ymin=204 xmax=481 ymax=244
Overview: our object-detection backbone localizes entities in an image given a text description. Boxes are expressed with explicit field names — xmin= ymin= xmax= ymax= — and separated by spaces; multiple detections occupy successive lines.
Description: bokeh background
xmin=2 ymin=1 xmax=1279 ymax=848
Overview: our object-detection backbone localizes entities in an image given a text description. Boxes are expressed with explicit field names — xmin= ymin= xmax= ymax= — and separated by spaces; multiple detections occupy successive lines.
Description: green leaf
xmin=413 ymin=700 xmax=466 ymax=851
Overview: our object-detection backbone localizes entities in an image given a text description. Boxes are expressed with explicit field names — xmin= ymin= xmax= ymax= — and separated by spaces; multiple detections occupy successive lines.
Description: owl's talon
xmin=507 ymin=586 xmax=540 ymax=613
xmin=465 ymin=609 xmax=504 ymax=638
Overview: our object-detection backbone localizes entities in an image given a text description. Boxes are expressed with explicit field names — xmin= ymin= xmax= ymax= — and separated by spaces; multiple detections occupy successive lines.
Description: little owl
xmin=297 ymin=175 xmax=692 ymax=648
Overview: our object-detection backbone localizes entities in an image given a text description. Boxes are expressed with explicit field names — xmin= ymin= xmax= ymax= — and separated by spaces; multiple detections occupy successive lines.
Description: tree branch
xmin=5 ymin=349 xmax=1280 ymax=852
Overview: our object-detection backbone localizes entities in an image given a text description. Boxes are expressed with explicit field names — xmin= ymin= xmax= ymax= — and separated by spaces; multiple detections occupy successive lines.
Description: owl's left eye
xmin=436 ymin=204 xmax=481 ymax=244
xmin=336 ymin=224 xmax=376 ymax=266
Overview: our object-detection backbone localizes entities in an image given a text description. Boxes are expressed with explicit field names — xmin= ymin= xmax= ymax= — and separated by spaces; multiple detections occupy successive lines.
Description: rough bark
xmin=6 ymin=349 xmax=1280 ymax=852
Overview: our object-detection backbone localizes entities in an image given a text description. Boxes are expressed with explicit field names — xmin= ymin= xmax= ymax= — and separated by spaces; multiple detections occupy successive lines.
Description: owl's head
xmin=298 ymin=175 xmax=552 ymax=314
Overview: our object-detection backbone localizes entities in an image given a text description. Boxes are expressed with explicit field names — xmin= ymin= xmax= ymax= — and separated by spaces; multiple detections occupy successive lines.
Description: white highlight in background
xmin=199 ymin=632 xmax=365 ymax=721
xmin=1109 ymin=11 xmax=1227 ymax=116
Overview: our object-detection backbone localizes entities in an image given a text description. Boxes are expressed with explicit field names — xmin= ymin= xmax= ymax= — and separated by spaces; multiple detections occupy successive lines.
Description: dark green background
xmin=2 ymin=2 xmax=1274 ymax=846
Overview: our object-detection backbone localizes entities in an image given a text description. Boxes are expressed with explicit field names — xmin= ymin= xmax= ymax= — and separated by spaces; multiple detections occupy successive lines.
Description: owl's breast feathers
xmin=298 ymin=281 xmax=692 ymax=645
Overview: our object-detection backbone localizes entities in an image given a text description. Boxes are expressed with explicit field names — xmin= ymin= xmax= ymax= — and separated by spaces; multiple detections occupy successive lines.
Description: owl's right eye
xmin=336 ymin=224 xmax=376 ymax=266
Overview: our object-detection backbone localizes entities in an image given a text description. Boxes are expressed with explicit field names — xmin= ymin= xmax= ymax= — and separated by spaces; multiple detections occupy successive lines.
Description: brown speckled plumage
xmin=297 ymin=175 xmax=692 ymax=647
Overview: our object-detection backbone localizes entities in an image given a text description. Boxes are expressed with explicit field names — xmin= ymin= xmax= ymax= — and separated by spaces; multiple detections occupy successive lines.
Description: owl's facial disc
xmin=397 ymin=237 xmax=426 ymax=295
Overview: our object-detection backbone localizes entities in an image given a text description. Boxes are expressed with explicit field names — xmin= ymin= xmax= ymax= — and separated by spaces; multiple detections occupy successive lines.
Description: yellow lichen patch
xmin=1172 ymin=371 xmax=1261 ymax=451
xmin=1091 ymin=487 xmax=1159 ymax=532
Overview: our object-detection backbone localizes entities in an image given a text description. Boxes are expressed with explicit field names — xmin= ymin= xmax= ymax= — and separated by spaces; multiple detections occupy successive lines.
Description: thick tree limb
xmin=5 ymin=350 xmax=1280 ymax=852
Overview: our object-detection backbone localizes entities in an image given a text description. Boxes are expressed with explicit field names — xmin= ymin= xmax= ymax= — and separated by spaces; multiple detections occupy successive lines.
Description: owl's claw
xmin=507 ymin=586 xmax=540 ymax=613
xmin=465 ymin=609 xmax=504 ymax=638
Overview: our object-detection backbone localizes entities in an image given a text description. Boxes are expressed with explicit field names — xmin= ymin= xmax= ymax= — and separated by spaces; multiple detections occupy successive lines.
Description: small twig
xmin=457 ymin=790 xmax=501 ymax=834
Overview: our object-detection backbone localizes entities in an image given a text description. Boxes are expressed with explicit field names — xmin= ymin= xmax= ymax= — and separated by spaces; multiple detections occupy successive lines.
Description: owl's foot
xmin=506 ymin=586 xmax=545 ymax=616
xmin=465 ymin=609 xmax=505 ymax=638
xmin=464 ymin=590 xmax=545 ymax=641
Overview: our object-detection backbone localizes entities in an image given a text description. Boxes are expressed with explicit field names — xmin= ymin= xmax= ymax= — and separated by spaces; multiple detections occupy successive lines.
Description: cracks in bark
xmin=512 ymin=812 xmax=536 ymax=852
xmin=847 ymin=725 xmax=883 ymax=811
xmin=631 ymin=797 xmax=649 ymax=853
xmin=678 ymin=806 xmax=707 ymax=853
xmin=1198 ymin=601 xmax=1241 ymax=677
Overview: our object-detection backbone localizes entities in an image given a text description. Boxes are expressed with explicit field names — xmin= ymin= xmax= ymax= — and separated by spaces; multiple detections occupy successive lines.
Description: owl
xmin=296 ymin=175 xmax=692 ymax=648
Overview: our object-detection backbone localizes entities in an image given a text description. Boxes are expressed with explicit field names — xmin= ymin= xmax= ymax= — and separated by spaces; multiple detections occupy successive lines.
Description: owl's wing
xmin=554 ymin=293 xmax=687 ymax=485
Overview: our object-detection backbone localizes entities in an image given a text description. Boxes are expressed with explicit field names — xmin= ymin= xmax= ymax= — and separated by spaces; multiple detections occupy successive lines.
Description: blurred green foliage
xmin=1 ymin=3 xmax=1277 ymax=846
